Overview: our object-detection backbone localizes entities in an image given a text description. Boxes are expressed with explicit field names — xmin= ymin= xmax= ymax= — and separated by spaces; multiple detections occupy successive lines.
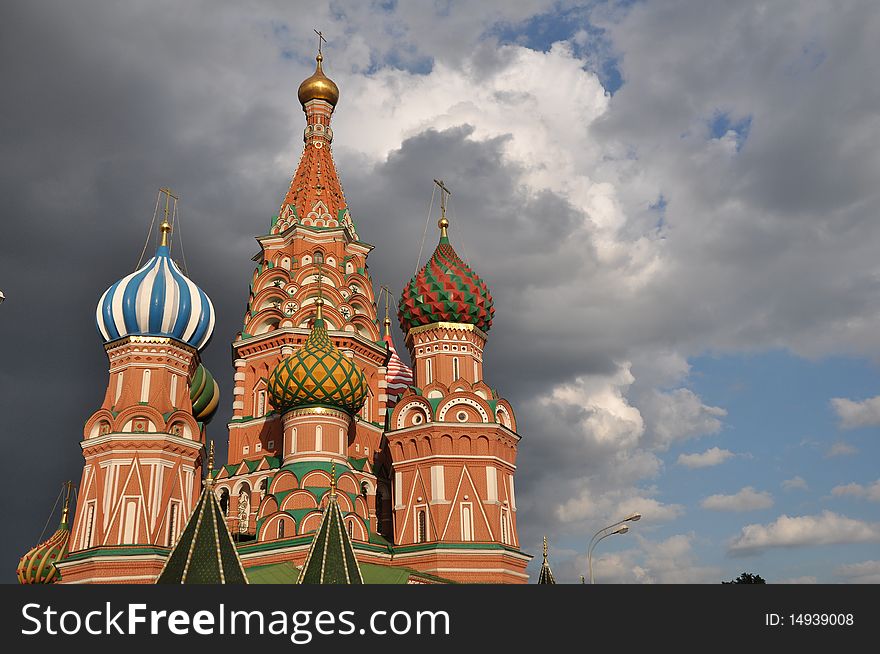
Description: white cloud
xmin=831 ymin=480 xmax=880 ymax=502
xmin=701 ymin=487 xmax=773 ymax=512
xmin=835 ymin=560 xmax=880 ymax=584
xmin=781 ymin=476 xmax=808 ymax=492
xmin=728 ymin=511 xmax=880 ymax=556
xmin=826 ymin=442 xmax=858 ymax=457
xmin=677 ymin=447 xmax=735 ymax=469
xmin=831 ymin=395 xmax=880 ymax=429
xmin=557 ymin=533 xmax=721 ymax=584
xmin=640 ymin=389 xmax=726 ymax=449
xmin=557 ymin=490 xmax=683 ymax=525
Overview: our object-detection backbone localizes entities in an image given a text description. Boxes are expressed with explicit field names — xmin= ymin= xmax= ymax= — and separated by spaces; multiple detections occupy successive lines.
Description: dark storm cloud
xmin=5 ymin=0 xmax=880 ymax=584
xmin=0 ymin=1 xmax=594 ymax=577
xmin=0 ymin=1 xmax=306 ymax=577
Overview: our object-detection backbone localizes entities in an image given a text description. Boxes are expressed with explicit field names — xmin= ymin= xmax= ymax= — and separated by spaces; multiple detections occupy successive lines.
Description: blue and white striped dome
xmin=96 ymin=243 xmax=215 ymax=350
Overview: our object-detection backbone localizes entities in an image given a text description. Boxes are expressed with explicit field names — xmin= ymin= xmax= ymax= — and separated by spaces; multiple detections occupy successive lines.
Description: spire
xmin=155 ymin=461 xmax=248 ymax=584
xmin=280 ymin=38 xmax=348 ymax=230
xmin=537 ymin=535 xmax=556 ymax=585
xmin=205 ymin=441 xmax=215 ymax=487
xmin=297 ymin=469 xmax=364 ymax=584
xmin=380 ymin=284 xmax=413 ymax=399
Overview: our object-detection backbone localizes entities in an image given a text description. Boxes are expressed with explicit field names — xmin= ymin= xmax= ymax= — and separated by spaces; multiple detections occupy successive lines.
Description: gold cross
xmin=314 ymin=29 xmax=327 ymax=56
xmin=158 ymin=187 xmax=178 ymax=246
xmin=433 ymin=178 xmax=451 ymax=217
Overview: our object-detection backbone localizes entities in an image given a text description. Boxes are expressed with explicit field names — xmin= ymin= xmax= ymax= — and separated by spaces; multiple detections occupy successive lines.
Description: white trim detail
xmin=486 ymin=466 xmax=498 ymax=503
xmin=430 ymin=465 xmax=445 ymax=502
xmin=436 ymin=397 xmax=489 ymax=423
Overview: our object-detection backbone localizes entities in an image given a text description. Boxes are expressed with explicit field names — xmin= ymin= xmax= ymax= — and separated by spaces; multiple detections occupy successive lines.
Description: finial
xmin=543 ymin=535 xmax=548 ymax=560
xmin=329 ymin=461 xmax=337 ymax=497
xmin=158 ymin=187 xmax=178 ymax=247
xmin=60 ymin=481 xmax=73 ymax=525
xmin=315 ymin=261 xmax=325 ymax=321
xmin=381 ymin=284 xmax=392 ymax=338
xmin=160 ymin=220 xmax=172 ymax=247
xmin=205 ymin=441 xmax=215 ymax=487
xmin=433 ymin=179 xmax=452 ymax=240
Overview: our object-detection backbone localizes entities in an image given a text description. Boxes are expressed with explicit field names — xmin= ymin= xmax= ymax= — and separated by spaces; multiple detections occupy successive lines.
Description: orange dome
xmin=297 ymin=54 xmax=339 ymax=107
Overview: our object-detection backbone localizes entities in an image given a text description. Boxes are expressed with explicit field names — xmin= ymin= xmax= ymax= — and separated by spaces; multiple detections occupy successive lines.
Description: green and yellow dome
xmin=190 ymin=364 xmax=220 ymax=423
xmin=268 ymin=300 xmax=368 ymax=415
xmin=17 ymin=484 xmax=72 ymax=584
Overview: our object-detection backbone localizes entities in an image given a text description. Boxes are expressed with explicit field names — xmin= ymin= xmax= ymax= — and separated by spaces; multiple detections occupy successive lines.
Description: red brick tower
xmin=59 ymin=210 xmax=220 ymax=583
xmin=386 ymin=190 xmax=530 ymax=583
xmin=217 ymin=51 xmax=391 ymax=547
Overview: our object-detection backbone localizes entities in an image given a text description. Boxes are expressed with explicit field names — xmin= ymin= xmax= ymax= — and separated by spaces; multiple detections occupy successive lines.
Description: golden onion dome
xmin=297 ymin=53 xmax=339 ymax=107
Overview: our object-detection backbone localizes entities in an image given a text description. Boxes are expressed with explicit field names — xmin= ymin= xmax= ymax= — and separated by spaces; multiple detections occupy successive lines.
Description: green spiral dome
xmin=267 ymin=314 xmax=368 ymax=415
xmin=190 ymin=364 xmax=220 ymax=423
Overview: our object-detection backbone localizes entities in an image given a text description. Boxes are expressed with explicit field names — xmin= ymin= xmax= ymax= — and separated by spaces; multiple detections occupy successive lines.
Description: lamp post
xmin=587 ymin=512 xmax=641 ymax=584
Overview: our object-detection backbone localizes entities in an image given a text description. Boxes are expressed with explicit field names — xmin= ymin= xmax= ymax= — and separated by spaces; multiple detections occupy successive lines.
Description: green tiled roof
xmin=244 ymin=561 xmax=453 ymax=585
xmin=247 ymin=562 xmax=300 ymax=584
xmin=538 ymin=562 xmax=556 ymax=584
xmin=297 ymin=485 xmax=363 ymax=585
xmin=347 ymin=456 xmax=368 ymax=471
xmin=156 ymin=482 xmax=248 ymax=584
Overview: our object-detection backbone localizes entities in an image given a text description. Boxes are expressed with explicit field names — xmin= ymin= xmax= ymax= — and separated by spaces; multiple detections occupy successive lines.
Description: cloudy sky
xmin=2 ymin=0 xmax=880 ymax=584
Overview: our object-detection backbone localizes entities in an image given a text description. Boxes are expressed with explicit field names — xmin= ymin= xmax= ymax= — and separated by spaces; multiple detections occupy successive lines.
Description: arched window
xmin=361 ymin=481 xmax=368 ymax=497
xmin=425 ymin=358 xmax=432 ymax=385
xmin=452 ymin=357 xmax=460 ymax=381
xmin=122 ymin=500 xmax=138 ymax=544
xmin=277 ymin=519 xmax=285 ymax=539
xmin=259 ymin=478 xmax=269 ymax=500
xmin=83 ymin=502 xmax=96 ymax=549
xmin=417 ymin=509 xmax=427 ymax=543
xmin=255 ymin=389 xmax=267 ymax=418
xmin=167 ymin=502 xmax=180 ymax=545
xmin=347 ymin=520 xmax=354 ymax=539
xmin=218 ymin=488 xmax=230 ymax=516
xmin=314 ymin=250 xmax=324 ymax=264
xmin=140 ymin=369 xmax=151 ymax=403
xmin=461 ymin=503 xmax=473 ymax=542
xmin=238 ymin=485 xmax=251 ymax=534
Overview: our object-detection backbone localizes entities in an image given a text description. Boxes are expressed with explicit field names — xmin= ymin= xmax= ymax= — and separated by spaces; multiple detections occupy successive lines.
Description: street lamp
xmin=587 ymin=512 xmax=642 ymax=584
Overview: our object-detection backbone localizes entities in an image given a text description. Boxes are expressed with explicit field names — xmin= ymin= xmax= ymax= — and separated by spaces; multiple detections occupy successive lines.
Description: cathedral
xmin=17 ymin=49 xmax=534 ymax=585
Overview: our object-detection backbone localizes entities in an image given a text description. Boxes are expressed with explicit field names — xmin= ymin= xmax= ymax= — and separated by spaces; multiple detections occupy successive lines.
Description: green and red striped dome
xmin=399 ymin=233 xmax=494 ymax=332
xmin=17 ymin=486 xmax=72 ymax=584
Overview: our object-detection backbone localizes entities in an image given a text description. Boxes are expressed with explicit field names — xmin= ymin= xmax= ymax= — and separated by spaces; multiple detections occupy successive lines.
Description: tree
xmin=723 ymin=572 xmax=766 ymax=584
